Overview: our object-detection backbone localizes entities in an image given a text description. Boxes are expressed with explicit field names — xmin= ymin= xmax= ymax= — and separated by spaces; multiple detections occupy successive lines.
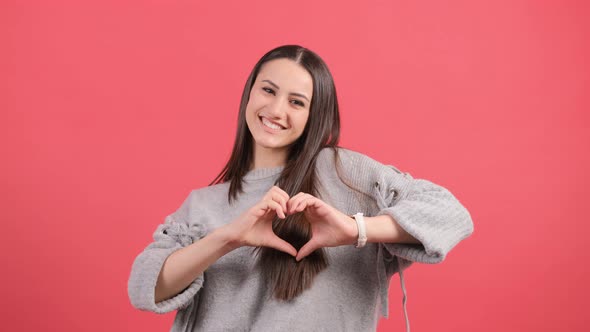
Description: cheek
xmin=245 ymin=91 xmax=257 ymax=109
xmin=294 ymin=113 xmax=310 ymax=133
xmin=245 ymin=98 xmax=260 ymax=119
xmin=248 ymin=89 xmax=266 ymax=106
xmin=244 ymin=103 xmax=258 ymax=131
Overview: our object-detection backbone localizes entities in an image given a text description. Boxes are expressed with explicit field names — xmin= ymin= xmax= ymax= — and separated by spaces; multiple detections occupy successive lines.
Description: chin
xmin=257 ymin=141 xmax=290 ymax=150
xmin=253 ymin=136 xmax=292 ymax=151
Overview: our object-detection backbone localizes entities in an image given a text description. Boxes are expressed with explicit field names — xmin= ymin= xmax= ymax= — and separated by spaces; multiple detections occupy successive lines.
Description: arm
xmin=291 ymin=184 xmax=471 ymax=263
xmin=289 ymin=194 xmax=420 ymax=261
xmin=128 ymin=187 xmax=296 ymax=313
xmin=154 ymin=227 xmax=239 ymax=303
xmin=154 ymin=202 xmax=299 ymax=303
xmin=364 ymin=214 xmax=421 ymax=245
xmin=376 ymin=177 xmax=474 ymax=264
xmin=339 ymin=148 xmax=473 ymax=263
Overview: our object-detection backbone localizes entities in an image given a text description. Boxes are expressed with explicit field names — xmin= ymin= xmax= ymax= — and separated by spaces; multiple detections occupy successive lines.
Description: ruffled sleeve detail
xmin=127 ymin=192 xmax=208 ymax=314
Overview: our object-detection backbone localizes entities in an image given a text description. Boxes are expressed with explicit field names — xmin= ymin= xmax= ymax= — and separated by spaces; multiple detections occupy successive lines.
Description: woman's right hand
xmin=222 ymin=186 xmax=297 ymax=257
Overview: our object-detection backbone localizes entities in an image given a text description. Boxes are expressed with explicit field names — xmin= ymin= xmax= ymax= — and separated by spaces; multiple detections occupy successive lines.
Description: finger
xmin=265 ymin=187 xmax=289 ymax=213
xmin=286 ymin=192 xmax=302 ymax=213
xmin=266 ymin=236 xmax=298 ymax=257
xmin=293 ymin=196 xmax=310 ymax=213
xmin=270 ymin=192 xmax=288 ymax=215
xmin=296 ymin=239 xmax=319 ymax=262
xmin=271 ymin=186 xmax=290 ymax=203
xmin=265 ymin=200 xmax=286 ymax=219
xmin=287 ymin=192 xmax=308 ymax=214
xmin=250 ymin=201 xmax=270 ymax=218
xmin=253 ymin=200 xmax=275 ymax=218
xmin=294 ymin=195 xmax=319 ymax=213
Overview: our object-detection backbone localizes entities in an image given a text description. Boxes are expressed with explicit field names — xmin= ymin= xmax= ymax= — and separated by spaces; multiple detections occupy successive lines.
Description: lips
xmin=259 ymin=116 xmax=286 ymax=130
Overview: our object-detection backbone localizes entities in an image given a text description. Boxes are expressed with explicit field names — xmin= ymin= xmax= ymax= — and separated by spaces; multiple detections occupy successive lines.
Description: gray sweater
xmin=127 ymin=147 xmax=474 ymax=331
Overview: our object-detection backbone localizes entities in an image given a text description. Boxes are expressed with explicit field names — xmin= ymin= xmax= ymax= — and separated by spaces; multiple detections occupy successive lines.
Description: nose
xmin=266 ymin=97 xmax=287 ymax=119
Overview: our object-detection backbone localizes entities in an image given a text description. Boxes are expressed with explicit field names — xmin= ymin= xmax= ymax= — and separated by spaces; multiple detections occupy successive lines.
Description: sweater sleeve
xmin=375 ymin=167 xmax=474 ymax=264
xmin=127 ymin=191 xmax=207 ymax=314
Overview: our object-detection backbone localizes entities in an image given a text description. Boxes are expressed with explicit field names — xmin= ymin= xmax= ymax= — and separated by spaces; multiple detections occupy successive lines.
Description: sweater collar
xmin=243 ymin=165 xmax=285 ymax=181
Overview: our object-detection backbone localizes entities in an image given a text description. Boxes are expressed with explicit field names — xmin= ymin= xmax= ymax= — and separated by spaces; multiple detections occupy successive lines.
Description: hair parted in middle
xmin=210 ymin=44 xmax=341 ymax=301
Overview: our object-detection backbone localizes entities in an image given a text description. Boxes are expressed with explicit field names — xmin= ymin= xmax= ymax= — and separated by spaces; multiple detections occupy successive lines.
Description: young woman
xmin=128 ymin=45 xmax=474 ymax=331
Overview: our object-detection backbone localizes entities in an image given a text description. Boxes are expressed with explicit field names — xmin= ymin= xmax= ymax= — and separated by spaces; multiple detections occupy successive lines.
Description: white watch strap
xmin=353 ymin=213 xmax=367 ymax=248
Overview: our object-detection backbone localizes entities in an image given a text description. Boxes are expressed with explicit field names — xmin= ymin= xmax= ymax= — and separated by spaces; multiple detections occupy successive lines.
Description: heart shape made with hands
xmin=280 ymin=193 xmax=357 ymax=261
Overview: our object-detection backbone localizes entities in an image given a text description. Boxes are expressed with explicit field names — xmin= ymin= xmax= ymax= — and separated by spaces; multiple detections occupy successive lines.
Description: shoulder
xmin=185 ymin=182 xmax=230 ymax=206
xmin=172 ymin=182 xmax=230 ymax=219
xmin=316 ymin=146 xmax=414 ymax=197
xmin=317 ymin=146 xmax=404 ymax=176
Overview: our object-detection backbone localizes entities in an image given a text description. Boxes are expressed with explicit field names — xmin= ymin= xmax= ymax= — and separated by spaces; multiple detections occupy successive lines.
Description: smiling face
xmin=245 ymin=58 xmax=313 ymax=165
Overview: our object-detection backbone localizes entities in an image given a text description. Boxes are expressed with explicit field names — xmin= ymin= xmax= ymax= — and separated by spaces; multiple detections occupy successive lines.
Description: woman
xmin=128 ymin=45 xmax=474 ymax=331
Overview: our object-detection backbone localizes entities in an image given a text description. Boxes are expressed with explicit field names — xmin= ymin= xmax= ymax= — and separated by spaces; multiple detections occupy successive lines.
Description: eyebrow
xmin=261 ymin=79 xmax=310 ymax=102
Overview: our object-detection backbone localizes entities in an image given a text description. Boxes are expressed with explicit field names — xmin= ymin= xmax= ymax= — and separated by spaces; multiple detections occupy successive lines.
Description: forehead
xmin=257 ymin=58 xmax=313 ymax=96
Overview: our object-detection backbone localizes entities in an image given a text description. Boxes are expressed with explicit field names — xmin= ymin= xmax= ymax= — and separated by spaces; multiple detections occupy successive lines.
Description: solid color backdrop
xmin=2 ymin=0 xmax=588 ymax=331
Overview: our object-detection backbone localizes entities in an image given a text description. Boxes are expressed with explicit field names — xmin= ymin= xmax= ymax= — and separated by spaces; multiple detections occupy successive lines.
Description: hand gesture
xmin=287 ymin=193 xmax=358 ymax=261
xmin=226 ymin=186 xmax=297 ymax=257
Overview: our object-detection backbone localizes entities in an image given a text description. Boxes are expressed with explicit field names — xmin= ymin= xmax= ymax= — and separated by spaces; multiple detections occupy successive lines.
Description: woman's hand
xmin=223 ymin=186 xmax=297 ymax=257
xmin=287 ymin=193 xmax=358 ymax=261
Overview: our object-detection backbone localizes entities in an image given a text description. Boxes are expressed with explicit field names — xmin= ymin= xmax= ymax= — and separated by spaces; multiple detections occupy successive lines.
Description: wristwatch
xmin=352 ymin=213 xmax=367 ymax=248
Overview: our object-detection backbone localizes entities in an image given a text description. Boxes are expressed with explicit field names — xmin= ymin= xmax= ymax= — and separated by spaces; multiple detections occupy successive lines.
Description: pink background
xmin=2 ymin=1 xmax=588 ymax=331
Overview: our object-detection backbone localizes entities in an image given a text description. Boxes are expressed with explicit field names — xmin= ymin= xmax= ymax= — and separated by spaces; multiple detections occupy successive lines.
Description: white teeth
xmin=261 ymin=117 xmax=283 ymax=130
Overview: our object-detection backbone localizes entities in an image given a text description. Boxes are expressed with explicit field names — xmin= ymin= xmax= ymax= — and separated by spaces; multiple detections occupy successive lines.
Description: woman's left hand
xmin=287 ymin=193 xmax=358 ymax=261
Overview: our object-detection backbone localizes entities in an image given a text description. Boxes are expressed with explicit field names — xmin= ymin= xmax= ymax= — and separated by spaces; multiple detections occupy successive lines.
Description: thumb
xmin=266 ymin=236 xmax=298 ymax=257
xmin=296 ymin=239 xmax=318 ymax=262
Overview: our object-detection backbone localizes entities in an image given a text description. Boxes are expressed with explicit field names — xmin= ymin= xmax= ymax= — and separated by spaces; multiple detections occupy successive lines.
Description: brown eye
xmin=262 ymin=87 xmax=275 ymax=95
xmin=291 ymin=100 xmax=305 ymax=107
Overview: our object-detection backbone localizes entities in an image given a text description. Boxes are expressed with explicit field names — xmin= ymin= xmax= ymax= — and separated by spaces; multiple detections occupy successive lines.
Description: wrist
xmin=351 ymin=213 xmax=367 ymax=248
xmin=345 ymin=214 xmax=359 ymax=246
xmin=212 ymin=224 xmax=243 ymax=252
xmin=363 ymin=214 xmax=420 ymax=244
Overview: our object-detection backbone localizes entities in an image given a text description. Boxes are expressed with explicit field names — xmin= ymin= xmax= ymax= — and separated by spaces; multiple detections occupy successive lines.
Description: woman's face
xmin=245 ymin=58 xmax=313 ymax=158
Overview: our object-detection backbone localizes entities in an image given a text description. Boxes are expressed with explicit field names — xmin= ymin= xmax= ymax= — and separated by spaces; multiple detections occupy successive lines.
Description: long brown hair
xmin=210 ymin=45 xmax=341 ymax=301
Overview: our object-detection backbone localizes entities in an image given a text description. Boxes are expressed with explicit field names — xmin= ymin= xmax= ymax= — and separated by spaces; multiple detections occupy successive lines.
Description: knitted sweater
xmin=127 ymin=147 xmax=474 ymax=331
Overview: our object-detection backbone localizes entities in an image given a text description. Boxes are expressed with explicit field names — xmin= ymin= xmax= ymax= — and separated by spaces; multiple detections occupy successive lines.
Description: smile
xmin=259 ymin=116 xmax=286 ymax=131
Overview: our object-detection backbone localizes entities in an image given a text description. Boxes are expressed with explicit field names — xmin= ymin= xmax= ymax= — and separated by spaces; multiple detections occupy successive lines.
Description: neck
xmin=251 ymin=144 xmax=288 ymax=170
